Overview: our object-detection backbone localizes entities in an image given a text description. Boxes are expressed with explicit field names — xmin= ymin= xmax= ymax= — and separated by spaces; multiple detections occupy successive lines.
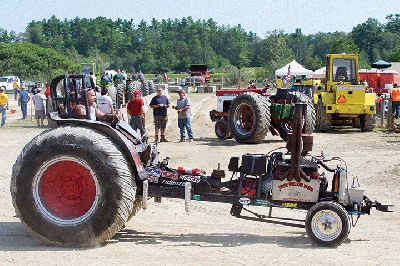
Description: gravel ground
xmin=0 ymin=93 xmax=399 ymax=265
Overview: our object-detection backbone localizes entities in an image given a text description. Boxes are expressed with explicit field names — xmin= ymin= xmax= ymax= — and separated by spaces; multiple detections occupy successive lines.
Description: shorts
xmin=154 ymin=115 xmax=168 ymax=129
xmin=35 ymin=110 xmax=46 ymax=119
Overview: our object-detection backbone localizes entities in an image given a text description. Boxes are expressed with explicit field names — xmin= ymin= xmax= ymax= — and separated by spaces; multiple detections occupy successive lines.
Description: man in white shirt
xmin=32 ymin=88 xmax=47 ymax=127
xmin=90 ymin=72 xmax=97 ymax=86
xmin=97 ymin=87 xmax=115 ymax=115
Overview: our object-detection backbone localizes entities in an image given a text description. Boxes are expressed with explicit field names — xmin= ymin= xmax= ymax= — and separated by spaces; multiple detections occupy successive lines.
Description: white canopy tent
xmin=275 ymin=60 xmax=313 ymax=78
xmin=307 ymin=67 xmax=326 ymax=79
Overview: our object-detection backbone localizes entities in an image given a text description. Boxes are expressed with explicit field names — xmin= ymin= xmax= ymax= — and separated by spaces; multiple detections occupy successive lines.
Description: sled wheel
xmin=305 ymin=202 xmax=350 ymax=247
xmin=11 ymin=126 xmax=137 ymax=247
xmin=215 ymin=119 xmax=231 ymax=139
xmin=229 ymin=93 xmax=270 ymax=144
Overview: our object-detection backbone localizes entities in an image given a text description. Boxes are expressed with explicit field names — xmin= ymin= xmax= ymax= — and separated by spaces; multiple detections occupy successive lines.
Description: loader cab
xmin=325 ymin=54 xmax=359 ymax=92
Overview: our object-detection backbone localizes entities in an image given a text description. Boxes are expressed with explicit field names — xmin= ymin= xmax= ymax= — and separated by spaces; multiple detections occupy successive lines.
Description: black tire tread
xmin=11 ymin=126 xmax=137 ymax=247
xmin=229 ymin=93 xmax=270 ymax=144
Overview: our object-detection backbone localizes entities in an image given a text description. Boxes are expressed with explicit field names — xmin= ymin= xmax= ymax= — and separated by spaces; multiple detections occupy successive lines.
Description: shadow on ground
xmin=0 ymin=220 xmax=352 ymax=251
xmin=196 ymin=137 xmax=284 ymax=147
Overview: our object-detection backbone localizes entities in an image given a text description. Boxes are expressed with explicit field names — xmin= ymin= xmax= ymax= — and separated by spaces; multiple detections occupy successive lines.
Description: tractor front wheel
xmin=11 ymin=126 xmax=137 ymax=247
xmin=215 ymin=119 xmax=232 ymax=139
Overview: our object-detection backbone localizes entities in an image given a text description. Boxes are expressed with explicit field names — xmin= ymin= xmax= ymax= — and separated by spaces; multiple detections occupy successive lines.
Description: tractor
xmin=11 ymin=74 xmax=391 ymax=247
xmin=209 ymin=85 xmax=315 ymax=143
xmin=315 ymin=54 xmax=376 ymax=132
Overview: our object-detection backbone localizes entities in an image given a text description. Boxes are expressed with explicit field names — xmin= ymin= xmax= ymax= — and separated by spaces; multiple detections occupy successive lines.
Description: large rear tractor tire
xmin=360 ymin=114 xmax=375 ymax=132
xmin=116 ymin=83 xmax=125 ymax=107
xmin=215 ymin=119 xmax=232 ymax=140
xmin=148 ymin=80 xmax=156 ymax=94
xmin=317 ymin=100 xmax=332 ymax=132
xmin=11 ymin=126 xmax=137 ymax=247
xmin=305 ymin=202 xmax=350 ymax=247
xmin=229 ymin=93 xmax=270 ymax=144
xmin=279 ymin=95 xmax=316 ymax=141
xmin=141 ymin=81 xmax=149 ymax=96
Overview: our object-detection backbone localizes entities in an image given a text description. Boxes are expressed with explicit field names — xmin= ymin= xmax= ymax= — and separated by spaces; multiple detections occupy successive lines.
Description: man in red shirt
xmin=127 ymin=90 xmax=146 ymax=137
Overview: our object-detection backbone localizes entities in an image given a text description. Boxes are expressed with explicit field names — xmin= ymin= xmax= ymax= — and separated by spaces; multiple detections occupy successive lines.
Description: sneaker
xmin=160 ymin=136 xmax=168 ymax=142
xmin=188 ymin=139 xmax=194 ymax=142
xmin=179 ymin=139 xmax=185 ymax=142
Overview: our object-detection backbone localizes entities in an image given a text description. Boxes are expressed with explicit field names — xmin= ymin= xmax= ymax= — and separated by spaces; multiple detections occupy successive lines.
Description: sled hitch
xmin=373 ymin=201 xmax=394 ymax=213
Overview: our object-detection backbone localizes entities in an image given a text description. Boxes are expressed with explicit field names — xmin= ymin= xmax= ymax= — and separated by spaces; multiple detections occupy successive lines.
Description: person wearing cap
xmin=172 ymin=90 xmax=193 ymax=142
xmin=0 ymin=87 xmax=9 ymax=127
xmin=127 ymin=90 xmax=146 ymax=137
xmin=150 ymin=88 xmax=170 ymax=142
xmin=96 ymin=87 xmax=114 ymax=115
xmin=32 ymin=87 xmax=47 ymax=127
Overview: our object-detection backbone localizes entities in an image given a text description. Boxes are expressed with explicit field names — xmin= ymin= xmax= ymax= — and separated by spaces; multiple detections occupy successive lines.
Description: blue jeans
xmin=393 ymin=102 xmax=400 ymax=119
xmin=21 ymin=101 xmax=28 ymax=118
xmin=178 ymin=117 xmax=193 ymax=139
xmin=0 ymin=105 xmax=6 ymax=127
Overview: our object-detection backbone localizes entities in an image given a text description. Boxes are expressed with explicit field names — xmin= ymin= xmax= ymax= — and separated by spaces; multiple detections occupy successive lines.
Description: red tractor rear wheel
xmin=11 ymin=126 xmax=137 ymax=247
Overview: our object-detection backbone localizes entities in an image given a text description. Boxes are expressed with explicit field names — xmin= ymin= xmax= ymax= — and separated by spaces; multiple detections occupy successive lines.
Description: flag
xmin=287 ymin=64 xmax=291 ymax=81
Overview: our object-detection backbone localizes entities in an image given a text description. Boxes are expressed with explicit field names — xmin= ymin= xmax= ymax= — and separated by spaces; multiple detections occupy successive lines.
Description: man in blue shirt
xmin=150 ymin=88 xmax=170 ymax=142
xmin=19 ymin=86 xmax=30 ymax=119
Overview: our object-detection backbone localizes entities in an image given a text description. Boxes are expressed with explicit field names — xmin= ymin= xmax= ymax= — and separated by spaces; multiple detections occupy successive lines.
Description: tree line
xmin=0 ymin=14 xmax=399 ymax=80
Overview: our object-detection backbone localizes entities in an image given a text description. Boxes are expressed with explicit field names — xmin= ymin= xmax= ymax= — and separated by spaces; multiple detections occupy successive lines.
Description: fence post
xmin=387 ymin=96 xmax=393 ymax=130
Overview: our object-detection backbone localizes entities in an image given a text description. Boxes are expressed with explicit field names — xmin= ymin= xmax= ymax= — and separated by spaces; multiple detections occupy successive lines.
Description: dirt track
xmin=0 ymin=93 xmax=399 ymax=265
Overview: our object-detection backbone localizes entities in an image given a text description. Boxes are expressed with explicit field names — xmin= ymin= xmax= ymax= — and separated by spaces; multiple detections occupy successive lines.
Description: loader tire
xmin=229 ymin=93 xmax=270 ymax=144
xmin=305 ymin=202 xmax=350 ymax=247
xmin=360 ymin=114 xmax=375 ymax=132
xmin=318 ymin=100 xmax=331 ymax=132
xmin=11 ymin=126 xmax=137 ymax=247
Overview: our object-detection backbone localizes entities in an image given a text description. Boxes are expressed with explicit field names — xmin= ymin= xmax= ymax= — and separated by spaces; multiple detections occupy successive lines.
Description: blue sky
xmin=1 ymin=0 xmax=400 ymax=36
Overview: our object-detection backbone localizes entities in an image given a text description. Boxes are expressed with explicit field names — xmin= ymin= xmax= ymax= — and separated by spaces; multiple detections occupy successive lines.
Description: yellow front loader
xmin=314 ymin=54 xmax=376 ymax=131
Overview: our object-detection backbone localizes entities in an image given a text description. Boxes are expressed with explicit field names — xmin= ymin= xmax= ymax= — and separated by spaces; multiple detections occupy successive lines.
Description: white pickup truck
xmin=0 ymin=76 xmax=20 ymax=91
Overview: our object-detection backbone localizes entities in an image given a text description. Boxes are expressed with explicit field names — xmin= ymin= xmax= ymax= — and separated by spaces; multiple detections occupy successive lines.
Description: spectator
xmin=172 ymin=90 xmax=193 ymax=142
xmin=127 ymin=90 xmax=146 ymax=137
xmin=90 ymin=72 xmax=97 ymax=86
xmin=376 ymin=93 xmax=383 ymax=115
xmin=137 ymin=71 xmax=145 ymax=82
xmin=32 ymin=88 xmax=47 ymax=127
xmin=19 ymin=86 xmax=30 ymax=119
xmin=44 ymin=82 xmax=51 ymax=98
xmin=162 ymin=73 xmax=169 ymax=84
xmin=150 ymin=88 xmax=170 ymax=142
xmin=97 ymin=87 xmax=114 ymax=115
xmin=13 ymin=79 xmax=19 ymax=101
xmin=392 ymin=83 xmax=400 ymax=119
xmin=0 ymin=87 xmax=9 ymax=127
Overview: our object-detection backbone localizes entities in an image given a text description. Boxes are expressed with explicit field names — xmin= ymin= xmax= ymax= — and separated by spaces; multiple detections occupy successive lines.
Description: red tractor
xmin=209 ymin=85 xmax=316 ymax=143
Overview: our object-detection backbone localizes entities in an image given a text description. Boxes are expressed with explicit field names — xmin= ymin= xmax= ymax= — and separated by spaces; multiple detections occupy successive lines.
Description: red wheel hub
xmin=240 ymin=105 xmax=254 ymax=130
xmin=39 ymin=160 xmax=97 ymax=220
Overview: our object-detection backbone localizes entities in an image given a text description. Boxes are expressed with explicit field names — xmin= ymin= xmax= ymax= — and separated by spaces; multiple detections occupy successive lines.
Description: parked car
xmin=0 ymin=76 xmax=21 ymax=92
